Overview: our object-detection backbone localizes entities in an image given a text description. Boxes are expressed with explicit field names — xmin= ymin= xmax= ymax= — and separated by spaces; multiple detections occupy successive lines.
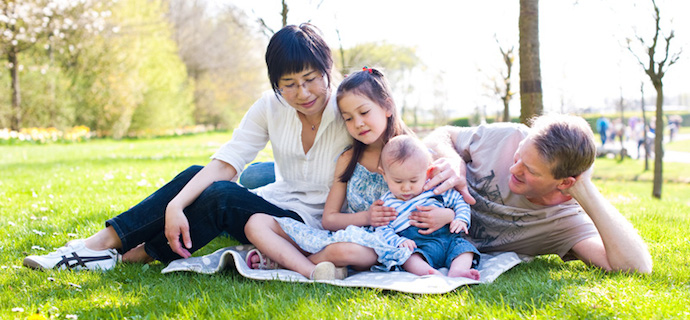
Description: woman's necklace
xmin=301 ymin=113 xmax=321 ymax=131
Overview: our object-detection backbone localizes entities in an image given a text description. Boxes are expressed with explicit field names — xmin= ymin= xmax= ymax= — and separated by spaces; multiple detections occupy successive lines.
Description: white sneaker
xmin=23 ymin=239 xmax=119 ymax=271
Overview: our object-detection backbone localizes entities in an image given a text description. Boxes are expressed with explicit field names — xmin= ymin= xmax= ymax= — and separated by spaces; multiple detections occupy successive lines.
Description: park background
xmin=2 ymin=0 xmax=689 ymax=138
xmin=2 ymin=0 xmax=690 ymax=319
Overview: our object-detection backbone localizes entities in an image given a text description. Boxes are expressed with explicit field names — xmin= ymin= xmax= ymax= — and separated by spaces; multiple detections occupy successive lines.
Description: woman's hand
xmin=400 ymin=239 xmax=417 ymax=251
xmin=367 ymin=199 xmax=397 ymax=227
xmin=409 ymin=206 xmax=455 ymax=235
xmin=164 ymin=204 xmax=192 ymax=259
xmin=450 ymin=219 xmax=469 ymax=234
xmin=424 ymin=157 xmax=476 ymax=205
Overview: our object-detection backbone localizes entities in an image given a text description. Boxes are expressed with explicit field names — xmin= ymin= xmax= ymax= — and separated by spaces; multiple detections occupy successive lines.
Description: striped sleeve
xmin=443 ymin=190 xmax=472 ymax=228
xmin=374 ymin=225 xmax=408 ymax=248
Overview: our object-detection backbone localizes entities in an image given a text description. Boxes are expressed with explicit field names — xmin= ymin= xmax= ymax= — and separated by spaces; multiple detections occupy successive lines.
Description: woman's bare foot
xmin=448 ymin=268 xmax=480 ymax=280
xmin=121 ymin=243 xmax=153 ymax=263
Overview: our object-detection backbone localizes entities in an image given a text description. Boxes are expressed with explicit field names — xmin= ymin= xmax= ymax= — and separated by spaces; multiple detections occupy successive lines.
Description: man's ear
xmin=557 ymin=176 xmax=577 ymax=191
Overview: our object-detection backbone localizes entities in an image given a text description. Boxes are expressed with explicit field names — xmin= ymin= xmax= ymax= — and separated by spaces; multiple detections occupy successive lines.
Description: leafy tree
xmin=57 ymin=0 xmax=193 ymax=138
xmin=626 ymin=0 xmax=682 ymax=199
xmin=105 ymin=0 xmax=193 ymax=138
xmin=0 ymin=0 xmax=109 ymax=130
xmin=167 ymin=0 xmax=265 ymax=130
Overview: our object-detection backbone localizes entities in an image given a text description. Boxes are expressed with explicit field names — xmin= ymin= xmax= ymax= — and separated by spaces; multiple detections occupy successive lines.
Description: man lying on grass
xmin=417 ymin=114 xmax=652 ymax=274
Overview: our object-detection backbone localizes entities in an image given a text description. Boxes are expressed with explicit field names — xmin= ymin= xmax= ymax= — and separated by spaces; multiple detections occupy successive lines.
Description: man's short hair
xmin=529 ymin=114 xmax=596 ymax=179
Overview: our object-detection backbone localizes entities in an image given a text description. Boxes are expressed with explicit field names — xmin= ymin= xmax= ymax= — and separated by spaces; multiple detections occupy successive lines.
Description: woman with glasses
xmin=23 ymin=24 xmax=359 ymax=271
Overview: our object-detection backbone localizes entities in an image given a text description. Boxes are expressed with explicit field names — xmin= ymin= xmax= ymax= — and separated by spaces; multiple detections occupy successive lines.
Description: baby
xmin=376 ymin=135 xmax=480 ymax=279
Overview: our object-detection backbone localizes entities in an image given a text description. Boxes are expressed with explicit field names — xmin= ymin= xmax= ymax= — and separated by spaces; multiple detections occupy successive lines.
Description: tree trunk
xmin=641 ymin=83 xmax=649 ymax=171
xmin=652 ymin=82 xmax=664 ymax=198
xmin=48 ymin=44 xmax=57 ymax=127
xmin=503 ymin=99 xmax=510 ymax=122
xmin=619 ymin=94 xmax=625 ymax=161
xmin=501 ymin=48 xmax=513 ymax=122
xmin=8 ymin=49 xmax=21 ymax=131
xmin=518 ymin=0 xmax=543 ymax=125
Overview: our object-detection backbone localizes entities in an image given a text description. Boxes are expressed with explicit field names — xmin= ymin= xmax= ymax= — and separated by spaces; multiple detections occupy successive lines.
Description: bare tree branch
xmin=256 ymin=17 xmax=275 ymax=36
xmin=281 ymin=0 xmax=289 ymax=27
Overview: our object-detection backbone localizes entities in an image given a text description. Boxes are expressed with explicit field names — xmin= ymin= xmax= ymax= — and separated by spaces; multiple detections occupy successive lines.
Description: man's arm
xmin=567 ymin=170 xmax=653 ymax=274
xmin=422 ymin=126 xmax=475 ymax=204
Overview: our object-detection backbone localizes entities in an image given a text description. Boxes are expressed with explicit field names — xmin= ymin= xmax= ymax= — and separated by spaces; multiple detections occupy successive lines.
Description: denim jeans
xmin=238 ymin=161 xmax=276 ymax=189
xmin=400 ymin=226 xmax=480 ymax=269
xmin=106 ymin=165 xmax=302 ymax=262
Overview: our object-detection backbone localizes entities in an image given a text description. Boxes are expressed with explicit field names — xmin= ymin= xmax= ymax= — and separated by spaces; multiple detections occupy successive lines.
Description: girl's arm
xmin=321 ymin=150 xmax=396 ymax=231
xmin=165 ymin=159 xmax=238 ymax=258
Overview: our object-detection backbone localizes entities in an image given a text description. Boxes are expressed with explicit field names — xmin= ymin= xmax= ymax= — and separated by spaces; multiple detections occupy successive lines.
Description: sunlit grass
xmin=667 ymin=138 xmax=690 ymax=153
xmin=1 ymin=132 xmax=688 ymax=319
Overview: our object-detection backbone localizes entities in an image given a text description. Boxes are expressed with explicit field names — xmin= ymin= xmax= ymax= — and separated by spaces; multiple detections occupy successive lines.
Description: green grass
xmin=667 ymin=138 xmax=690 ymax=153
xmin=2 ymin=133 xmax=689 ymax=319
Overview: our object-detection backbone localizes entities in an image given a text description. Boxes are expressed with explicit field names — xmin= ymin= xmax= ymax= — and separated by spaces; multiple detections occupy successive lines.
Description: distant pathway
xmin=606 ymin=133 xmax=690 ymax=163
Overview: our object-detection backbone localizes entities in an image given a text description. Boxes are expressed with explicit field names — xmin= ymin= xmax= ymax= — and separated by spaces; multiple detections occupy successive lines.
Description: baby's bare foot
xmin=448 ymin=268 xmax=480 ymax=280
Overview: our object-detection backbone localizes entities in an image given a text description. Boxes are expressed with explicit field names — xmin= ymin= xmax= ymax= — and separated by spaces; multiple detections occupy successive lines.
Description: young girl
xmin=244 ymin=67 xmax=455 ymax=279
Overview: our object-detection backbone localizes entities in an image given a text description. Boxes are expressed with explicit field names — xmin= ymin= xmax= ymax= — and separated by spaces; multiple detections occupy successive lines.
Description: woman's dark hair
xmin=336 ymin=67 xmax=413 ymax=182
xmin=265 ymin=23 xmax=333 ymax=94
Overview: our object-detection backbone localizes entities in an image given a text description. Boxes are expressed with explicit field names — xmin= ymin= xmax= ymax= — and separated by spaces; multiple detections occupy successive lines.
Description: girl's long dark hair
xmin=337 ymin=67 xmax=413 ymax=182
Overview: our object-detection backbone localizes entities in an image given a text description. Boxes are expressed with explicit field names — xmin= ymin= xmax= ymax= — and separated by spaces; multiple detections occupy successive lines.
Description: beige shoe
xmin=310 ymin=262 xmax=348 ymax=280
xmin=335 ymin=266 xmax=348 ymax=279
xmin=310 ymin=261 xmax=335 ymax=280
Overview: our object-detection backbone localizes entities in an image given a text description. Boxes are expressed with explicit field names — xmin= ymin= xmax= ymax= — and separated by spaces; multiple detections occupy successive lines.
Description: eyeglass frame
xmin=278 ymin=72 xmax=326 ymax=96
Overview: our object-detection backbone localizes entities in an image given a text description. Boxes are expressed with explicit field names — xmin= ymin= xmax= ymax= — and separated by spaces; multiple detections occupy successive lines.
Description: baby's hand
xmin=450 ymin=220 xmax=468 ymax=234
xmin=399 ymin=239 xmax=417 ymax=251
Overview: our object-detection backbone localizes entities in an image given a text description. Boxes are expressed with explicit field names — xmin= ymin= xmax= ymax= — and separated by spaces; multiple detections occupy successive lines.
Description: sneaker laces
xmin=43 ymin=241 xmax=84 ymax=257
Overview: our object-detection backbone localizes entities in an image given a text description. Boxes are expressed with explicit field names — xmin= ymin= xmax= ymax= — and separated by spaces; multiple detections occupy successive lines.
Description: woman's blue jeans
xmin=238 ymin=161 xmax=275 ymax=189
xmin=106 ymin=165 xmax=300 ymax=262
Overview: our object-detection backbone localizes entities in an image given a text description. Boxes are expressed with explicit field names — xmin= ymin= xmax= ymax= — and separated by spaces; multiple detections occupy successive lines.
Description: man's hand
xmin=367 ymin=199 xmax=397 ymax=227
xmin=409 ymin=206 xmax=454 ymax=235
xmin=562 ymin=166 xmax=594 ymax=197
xmin=164 ymin=205 xmax=192 ymax=259
xmin=423 ymin=158 xmax=476 ymax=205
xmin=450 ymin=219 xmax=468 ymax=234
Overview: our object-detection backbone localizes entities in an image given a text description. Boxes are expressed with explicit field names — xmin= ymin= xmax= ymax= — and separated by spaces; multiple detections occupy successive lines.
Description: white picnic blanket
xmin=161 ymin=245 xmax=530 ymax=294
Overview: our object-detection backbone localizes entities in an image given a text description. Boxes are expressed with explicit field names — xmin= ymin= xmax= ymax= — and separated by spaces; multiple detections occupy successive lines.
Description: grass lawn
xmin=666 ymin=138 xmax=690 ymax=153
xmin=1 ymin=132 xmax=689 ymax=319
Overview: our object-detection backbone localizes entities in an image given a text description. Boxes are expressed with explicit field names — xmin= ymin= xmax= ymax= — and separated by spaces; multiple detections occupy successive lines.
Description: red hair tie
xmin=363 ymin=66 xmax=373 ymax=74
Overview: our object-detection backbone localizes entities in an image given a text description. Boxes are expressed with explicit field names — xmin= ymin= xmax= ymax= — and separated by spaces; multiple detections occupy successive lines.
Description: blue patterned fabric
xmin=276 ymin=163 xmax=411 ymax=270
xmin=345 ymin=163 xmax=389 ymax=213
xmin=275 ymin=218 xmax=411 ymax=270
